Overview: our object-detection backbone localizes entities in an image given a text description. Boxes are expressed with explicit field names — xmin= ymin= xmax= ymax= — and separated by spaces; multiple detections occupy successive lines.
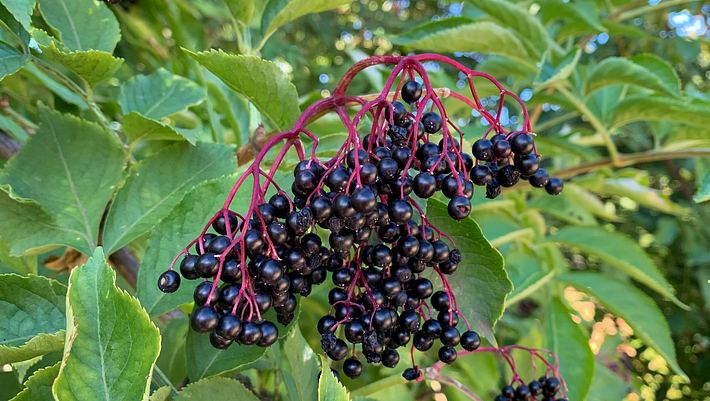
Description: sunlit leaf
xmin=37 ymin=0 xmax=120 ymax=52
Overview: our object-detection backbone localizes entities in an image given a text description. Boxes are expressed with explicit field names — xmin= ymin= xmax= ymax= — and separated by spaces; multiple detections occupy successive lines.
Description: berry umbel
xmin=157 ymin=54 xmax=565 ymax=386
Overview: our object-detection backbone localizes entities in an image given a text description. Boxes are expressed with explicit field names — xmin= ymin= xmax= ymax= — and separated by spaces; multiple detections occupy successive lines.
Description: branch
xmin=0 ymin=131 xmax=20 ymax=160
xmin=554 ymin=148 xmax=710 ymax=178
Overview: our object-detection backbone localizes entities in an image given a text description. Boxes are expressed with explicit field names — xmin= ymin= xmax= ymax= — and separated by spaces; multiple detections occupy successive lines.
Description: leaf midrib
xmin=57 ymin=0 xmax=82 ymax=50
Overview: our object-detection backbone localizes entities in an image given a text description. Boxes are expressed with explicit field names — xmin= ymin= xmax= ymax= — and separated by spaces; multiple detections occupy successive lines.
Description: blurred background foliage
xmin=0 ymin=0 xmax=709 ymax=401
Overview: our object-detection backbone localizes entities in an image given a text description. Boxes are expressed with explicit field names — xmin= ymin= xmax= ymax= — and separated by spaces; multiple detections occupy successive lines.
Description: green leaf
xmin=612 ymin=95 xmax=710 ymax=128
xmin=261 ymin=0 xmax=351 ymax=39
xmin=464 ymin=0 xmax=550 ymax=54
xmin=0 ymin=107 xmax=126 ymax=255
xmin=186 ymin=50 xmax=300 ymax=131
xmin=630 ymin=53 xmax=681 ymax=96
xmin=427 ymin=198 xmax=511 ymax=344
xmin=546 ymin=297 xmax=594 ymax=401
xmin=562 ymin=183 xmax=619 ymax=222
xmin=533 ymin=48 xmax=581 ymax=87
xmin=137 ymin=175 xmax=241 ymax=316
xmin=538 ymin=0 xmax=606 ymax=32
xmin=175 ymin=377 xmax=260 ymax=401
xmin=0 ymin=241 xmax=36 ymax=274
xmin=694 ymin=171 xmax=710 ymax=203
xmin=23 ymin=63 xmax=87 ymax=109
xmin=149 ymin=387 xmax=172 ymax=401
xmin=505 ymin=249 xmax=553 ymax=305
xmin=391 ymin=18 xmax=530 ymax=64
xmin=586 ymin=57 xmax=678 ymax=97
xmin=185 ymin=328 xmax=266 ymax=380
xmin=283 ymin=327 xmax=320 ymax=401
xmin=102 ymin=142 xmax=236 ymax=254
xmin=225 ymin=0 xmax=254 ymax=24
xmin=558 ymin=272 xmax=686 ymax=379
xmin=121 ymin=112 xmax=198 ymax=144
xmin=0 ymin=186 xmax=74 ymax=256
xmin=40 ymin=41 xmax=123 ymax=86
xmin=0 ymin=0 xmax=35 ymax=31
xmin=156 ymin=317 xmax=188 ymax=387
xmin=581 ymin=176 xmax=688 ymax=216
xmin=0 ymin=274 xmax=66 ymax=364
xmin=52 ymin=248 xmax=161 ymax=401
xmin=0 ymin=41 xmax=27 ymax=80
xmin=119 ymin=68 xmax=206 ymax=120
xmin=37 ymin=0 xmax=120 ymax=52
xmin=548 ymin=226 xmax=686 ymax=308
xmin=9 ymin=362 xmax=60 ymax=401
xmin=318 ymin=355 xmax=350 ymax=401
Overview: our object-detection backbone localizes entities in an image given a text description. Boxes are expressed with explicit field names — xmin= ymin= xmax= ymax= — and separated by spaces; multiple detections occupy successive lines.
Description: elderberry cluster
xmin=156 ymin=66 xmax=565 ymax=381
xmin=494 ymin=376 xmax=566 ymax=401
xmin=471 ymin=133 xmax=563 ymax=199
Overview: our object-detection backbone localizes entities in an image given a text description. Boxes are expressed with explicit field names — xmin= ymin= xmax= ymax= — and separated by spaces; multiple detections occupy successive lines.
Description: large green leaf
xmin=538 ymin=0 xmax=605 ymax=32
xmin=0 ymin=41 xmax=27 ymax=80
xmin=0 ymin=186 xmax=76 ymax=256
xmin=137 ymin=176 xmax=241 ymax=316
xmin=318 ymin=355 xmax=350 ymax=401
xmin=185 ymin=328 xmax=266 ymax=380
xmin=40 ymin=41 xmax=123 ymax=86
xmin=9 ymin=362 xmax=60 ymax=401
xmin=558 ymin=272 xmax=686 ymax=379
xmin=533 ymin=48 xmax=581 ymax=88
xmin=582 ymin=176 xmax=687 ymax=216
xmin=0 ymin=274 xmax=66 ymax=364
xmin=156 ymin=317 xmax=188 ymax=386
xmin=612 ymin=96 xmax=710 ymax=128
xmin=427 ymin=198 xmax=511 ymax=344
xmin=464 ymin=0 xmax=550 ymax=55
xmin=0 ymin=241 xmax=36 ymax=274
xmin=102 ymin=142 xmax=236 ymax=254
xmin=546 ymin=297 xmax=594 ymax=401
xmin=630 ymin=53 xmax=681 ymax=96
xmin=391 ymin=18 xmax=529 ymax=63
xmin=121 ymin=112 xmax=198 ymax=144
xmin=187 ymin=50 xmax=300 ymax=131
xmin=548 ymin=226 xmax=686 ymax=308
xmin=0 ymin=0 xmax=35 ymax=31
xmin=261 ymin=0 xmax=351 ymax=39
xmin=282 ymin=327 xmax=320 ymax=401
xmin=586 ymin=57 xmax=678 ymax=97
xmin=119 ymin=68 xmax=206 ymax=120
xmin=37 ymin=0 xmax=120 ymax=52
xmin=0 ymin=107 xmax=126 ymax=255
xmin=175 ymin=377 xmax=261 ymax=401
xmin=505 ymin=249 xmax=553 ymax=305
xmin=52 ymin=248 xmax=161 ymax=401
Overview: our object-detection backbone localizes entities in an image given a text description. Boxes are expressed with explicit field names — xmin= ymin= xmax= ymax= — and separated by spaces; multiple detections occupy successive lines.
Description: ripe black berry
xmin=472 ymin=139 xmax=494 ymax=161
xmin=447 ymin=196 xmax=471 ymax=220
xmin=421 ymin=112 xmax=442 ymax=133
xmin=438 ymin=346 xmax=457 ymax=363
xmin=460 ymin=330 xmax=481 ymax=351
xmin=158 ymin=270 xmax=180 ymax=293
xmin=343 ymin=357 xmax=363 ymax=378
xmin=216 ymin=315 xmax=242 ymax=340
xmin=258 ymin=321 xmax=279 ymax=347
xmin=511 ymin=133 xmax=534 ymax=155
xmin=529 ymin=168 xmax=550 ymax=188
xmin=190 ymin=306 xmax=218 ymax=333
xmin=239 ymin=322 xmax=263 ymax=345
xmin=179 ymin=255 xmax=199 ymax=279
xmin=196 ymin=253 xmax=219 ymax=278
xmin=401 ymin=80 xmax=423 ymax=103
xmin=402 ymin=367 xmax=420 ymax=381
xmin=545 ymin=177 xmax=564 ymax=195
xmin=382 ymin=348 xmax=400 ymax=368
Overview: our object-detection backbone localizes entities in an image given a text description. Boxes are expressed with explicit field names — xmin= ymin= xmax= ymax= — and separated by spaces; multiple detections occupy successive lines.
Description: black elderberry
xmin=501 ymin=385 xmax=515 ymax=399
xmin=210 ymin=332 xmax=232 ymax=349
xmin=326 ymin=167 xmax=350 ymax=192
xmin=216 ymin=315 xmax=242 ymax=340
xmin=438 ymin=346 xmax=457 ymax=364
xmin=377 ymin=157 xmax=399 ymax=181
xmin=158 ymin=270 xmax=180 ymax=293
xmin=472 ymin=139 xmax=494 ymax=161
xmin=347 ymin=148 xmax=368 ymax=169
xmin=269 ymin=193 xmax=291 ymax=218
xmin=193 ymin=281 xmax=213 ymax=305
xmin=431 ymin=291 xmax=450 ymax=311
xmin=382 ymin=348 xmax=400 ymax=368
xmin=389 ymin=200 xmax=413 ymax=224
xmin=327 ymin=339 xmax=349 ymax=361
xmin=516 ymin=385 xmax=530 ymax=399
xmin=492 ymin=138 xmax=512 ymax=158
xmin=391 ymin=101 xmax=408 ymax=126
xmin=402 ymin=367 xmax=420 ymax=381
xmin=511 ymin=132 xmax=534 ymax=155
xmin=401 ymin=80 xmax=423 ymax=103
xmin=239 ymin=322 xmax=263 ymax=345
xmin=351 ymin=186 xmax=377 ymax=213
xmin=441 ymin=174 xmax=460 ymax=198
xmin=221 ymin=259 xmax=242 ymax=283
xmin=543 ymin=377 xmax=560 ymax=395
xmin=460 ymin=330 xmax=481 ymax=351
xmin=332 ymin=267 xmax=353 ymax=287
xmin=212 ymin=213 xmax=239 ymax=235
xmin=497 ymin=165 xmax=520 ymax=187
xmin=399 ymin=309 xmax=421 ymax=332
xmin=344 ymin=319 xmax=365 ymax=343
xmin=447 ymin=196 xmax=471 ymax=220
xmin=432 ymin=240 xmax=450 ymax=263
xmin=413 ymin=172 xmax=437 ymax=198
xmin=374 ymin=146 xmax=392 ymax=160
xmin=244 ymin=229 xmax=265 ymax=254
xmin=218 ymin=284 xmax=240 ymax=309
xmin=529 ymin=380 xmax=542 ymax=396
xmin=486 ymin=181 xmax=501 ymax=199
xmin=373 ymin=308 xmax=396 ymax=331
xmin=258 ymin=321 xmax=279 ymax=347
xmin=421 ymin=112 xmax=442 ymax=133
xmin=343 ymin=357 xmax=363 ymax=378
xmin=179 ymin=255 xmax=199 ymax=280
xmin=421 ymin=319 xmax=443 ymax=338
xmin=259 ymin=259 xmax=283 ymax=285
xmin=515 ymin=153 xmax=540 ymax=176
xmin=440 ymin=326 xmax=460 ymax=346
xmin=190 ymin=305 xmax=218 ymax=333
xmin=460 ymin=153 xmax=474 ymax=171
xmin=545 ymin=177 xmax=564 ymax=195
xmin=529 ymin=168 xmax=550 ymax=188
xmin=196 ymin=253 xmax=219 ymax=278
xmin=413 ymin=331 xmax=434 ymax=351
